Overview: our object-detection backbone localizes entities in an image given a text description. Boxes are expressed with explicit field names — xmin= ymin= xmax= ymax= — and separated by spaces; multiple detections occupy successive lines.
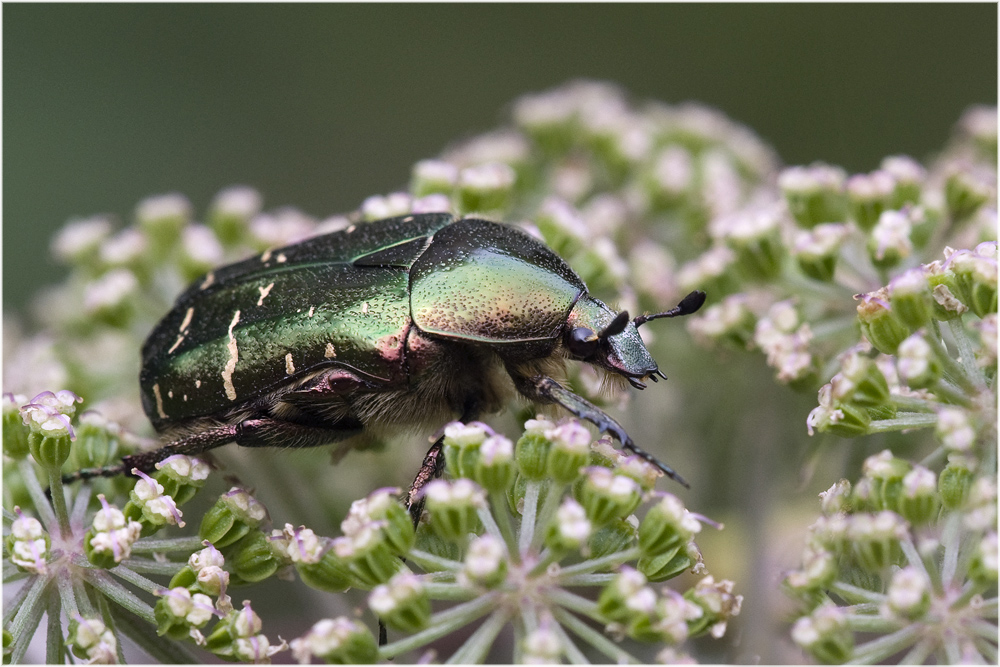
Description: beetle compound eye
xmin=567 ymin=327 xmax=599 ymax=358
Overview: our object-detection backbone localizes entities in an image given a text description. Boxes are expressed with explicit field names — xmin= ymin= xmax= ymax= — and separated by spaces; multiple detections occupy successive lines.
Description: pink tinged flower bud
xmin=888 ymin=268 xmax=934 ymax=330
xmin=368 ymin=572 xmax=431 ymax=633
xmin=69 ymin=617 xmax=117 ymax=664
xmin=545 ymin=498 xmax=593 ymax=552
xmin=968 ymin=531 xmax=998 ymax=586
xmin=868 ymin=210 xmax=913 ymax=269
xmin=289 ymin=617 xmax=378 ymax=665
xmin=847 ymin=170 xmax=895 ymax=231
xmin=779 ymin=163 xmax=847 ymax=228
xmin=424 ymin=478 xmax=486 ymax=542
xmin=361 ymin=192 xmax=413 ymax=221
xmin=460 ymin=534 xmax=507 ymax=588
xmin=847 ymin=511 xmax=908 ymax=571
xmin=411 ymin=159 xmax=459 ymax=197
xmin=880 ymin=155 xmax=926 ymax=207
xmin=856 ymin=289 xmax=909 ymax=355
xmin=819 ymin=479 xmax=852 ymax=515
xmin=899 ymin=466 xmax=939 ymax=525
xmin=545 ymin=421 xmax=592 ymax=483
xmin=53 ymin=216 xmax=113 ymax=265
xmin=443 ymin=421 xmax=489 ymax=479
xmin=457 ymin=163 xmax=516 ymax=213
xmin=792 ymin=223 xmax=850 ymax=282
xmin=792 ymin=604 xmax=853 ymax=664
xmin=9 ymin=508 xmax=49 ymax=575
xmin=576 ymin=466 xmax=642 ymax=526
xmin=130 ymin=470 xmax=184 ymax=528
xmin=521 ymin=624 xmax=563 ymax=664
xmin=884 ymin=566 xmax=931 ymax=619
xmin=935 ymin=407 xmax=976 ymax=453
xmin=208 ymin=186 xmax=262 ymax=243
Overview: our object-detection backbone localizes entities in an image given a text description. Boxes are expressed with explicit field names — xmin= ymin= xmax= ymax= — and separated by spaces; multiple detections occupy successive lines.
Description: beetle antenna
xmin=633 ymin=290 xmax=707 ymax=328
xmin=598 ymin=310 xmax=630 ymax=339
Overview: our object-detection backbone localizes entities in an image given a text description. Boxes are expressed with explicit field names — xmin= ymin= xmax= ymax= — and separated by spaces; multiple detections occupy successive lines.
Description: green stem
xmin=110 ymin=565 xmax=163 ymax=595
xmin=445 ymin=608 xmax=510 ymax=664
xmin=488 ymin=490 xmax=518 ymax=556
xmin=17 ymin=459 xmax=56 ymax=528
xmin=407 ymin=549 xmax=463 ymax=573
xmin=56 ymin=570 xmax=79 ymax=618
xmin=556 ymin=547 xmax=641 ymax=579
xmin=890 ymin=394 xmax=938 ymax=412
xmin=476 ymin=504 xmax=506 ymax=547
xmin=531 ymin=481 xmax=566 ymax=551
xmin=940 ymin=511 xmax=962 ymax=587
xmin=844 ymin=612 xmax=902 ymax=633
xmin=46 ymin=468 xmax=71 ymax=537
xmin=45 ymin=593 xmax=64 ymax=665
xmin=930 ymin=379 xmax=975 ymax=407
xmin=546 ymin=588 xmax=603 ymax=622
xmin=927 ymin=321 xmax=977 ymax=393
xmin=830 ymin=580 xmax=885 ymax=605
xmin=550 ymin=619 xmax=591 ymax=664
xmin=519 ymin=481 xmax=541 ymax=554
xmin=552 ymin=607 xmax=639 ymax=664
xmin=851 ymin=624 xmax=923 ymax=664
xmin=422 ymin=582 xmax=478 ymax=601
xmin=947 ymin=318 xmax=985 ymax=387
xmin=379 ymin=592 xmax=499 ymax=659
xmin=120 ymin=558 xmax=186 ymax=576
xmin=559 ymin=573 xmax=616 ymax=587
xmin=129 ymin=536 xmax=206 ymax=553
xmin=899 ymin=637 xmax=935 ymax=665
xmin=867 ymin=413 xmax=938 ymax=433
xmin=82 ymin=568 xmax=155 ymax=624
xmin=2 ymin=574 xmax=33 ymax=624
xmin=7 ymin=575 xmax=50 ymax=665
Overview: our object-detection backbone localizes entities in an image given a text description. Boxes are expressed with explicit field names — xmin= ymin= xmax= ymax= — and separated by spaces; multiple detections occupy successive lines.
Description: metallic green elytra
xmin=73 ymin=213 xmax=705 ymax=488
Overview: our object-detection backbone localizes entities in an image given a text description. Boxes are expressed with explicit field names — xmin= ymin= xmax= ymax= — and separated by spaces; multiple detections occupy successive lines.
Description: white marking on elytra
xmin=167 ymin=307 xmax=195 ymax=354
xmin=183 ymin=394 xmax=188 ymax=401
xmin=308 ymin=306 xmax=315 ymax=317
xmin=152 ymin=384 xmax=168 ymax=419
xmin=285 ymin=353 xmax=296 ymax=375
xmin=168 ymin=390 xmax=174 ymax=399
xmin=325 ymin=343 xmax=337 ymax=358
xmin=201 ymin=272 xmax=215 ymax=290
xmin=402 ymin=215 xmax=414 ymax=222
xmin=261 ymin=249 xmax=273 ymax=262
xmin=222 ymin=310 xmax=241 ymax=400
xmin=257 ymin=283 xmax=275 ymax=306
xmin=276 ymin=253 xmax=287 ymax=263
xmin=195 ymin=380 xmax=202 ymax=388
xmin=346 ymin=225 xmax=356 ymax=234
xmin=361 ymin=302 xmax=369 ymax=314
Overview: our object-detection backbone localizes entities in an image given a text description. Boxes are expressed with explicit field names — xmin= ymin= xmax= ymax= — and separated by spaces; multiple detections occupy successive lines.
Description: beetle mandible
xmin=66 ymin=213 xmax=705 ymax=508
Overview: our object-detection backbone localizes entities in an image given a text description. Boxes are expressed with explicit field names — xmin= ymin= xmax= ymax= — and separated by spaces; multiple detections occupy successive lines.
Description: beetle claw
xmin=628 ymin=377 xmax=646 ymax=390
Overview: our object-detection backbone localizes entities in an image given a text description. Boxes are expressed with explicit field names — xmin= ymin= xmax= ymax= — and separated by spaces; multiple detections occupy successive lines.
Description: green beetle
xmin=69 ymin=213 xmax=704 ymax=496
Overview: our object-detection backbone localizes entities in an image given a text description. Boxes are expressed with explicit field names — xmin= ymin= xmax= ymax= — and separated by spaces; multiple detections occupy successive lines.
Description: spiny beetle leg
xmin=405 ymin=438 xmax=446 ymax=527
xmin=526 ymin=375 xmax=689 ymax=488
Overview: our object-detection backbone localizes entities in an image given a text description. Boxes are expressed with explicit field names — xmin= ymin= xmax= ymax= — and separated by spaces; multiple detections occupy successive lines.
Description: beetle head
xmin=565 ymin=291 xmax=706 ymax=389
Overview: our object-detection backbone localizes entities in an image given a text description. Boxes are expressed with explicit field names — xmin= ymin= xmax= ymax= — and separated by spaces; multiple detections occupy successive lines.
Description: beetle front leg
xmin=517 ymin=374 xmax=689 ymax=488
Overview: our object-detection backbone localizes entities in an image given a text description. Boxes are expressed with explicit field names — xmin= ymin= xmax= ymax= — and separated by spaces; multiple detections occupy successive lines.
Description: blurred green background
xmin=3 ymin=3 xmax=996 ymax=315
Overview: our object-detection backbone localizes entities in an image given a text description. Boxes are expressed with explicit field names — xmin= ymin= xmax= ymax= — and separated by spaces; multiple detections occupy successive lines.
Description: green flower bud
xmin=896 ymin=333 xmax=941 ymax=390
xmin=52 ymin=216 xmax=113 ymax=269
xmin=862 ymin=450 xmax=911 ymax=513
xmin=597 ymin=567 xmax=651 ymax=623
xmin=473 ymin=434 xmax=516 ymax=492
xmin=412 ymin=524 xmax=461 ymax=565
xmin=411 ymin=159 xmax=458 ymax=197
xmin=459 ymin=534 xmax=507 ymax=588
xmin=423 ymin=478 xmax=485 ymax=542
xmin=341 ymin=487 xmax=415 ymax=557
xmin=588 ymin=518 xmax=637 ymax=562
xmin=368 ymin=572 xmax=431 ymax=633
xmin=85 ymin=495 xmax=142 ymax=568
xmin=779 ymin=164 xmax=847 ymax=228
xmin=227 ymin=531 xmax=279 ymax=584
xmin=126 ymin=470 xmax=185 ymax=534
xmin=686 ymin=294 xmax=757 ymax=351
xmin=575 ymin=467 xmax=642 ymax=526
xmin=945 ymin=165 xmax=992 ymax=223
xmin=925 ymin=260 xmax=969 ymax=321
xmin=819 ymin=479 xmax=853 ymax=515
xmin=2 ymin=393 xmax=30 ymax=459
xmin=136 ymin=193 xmax=191 ymax=254
xmin=791 ymin=604 xmax=853 ymax=664
xmin=7 ymin=508 xmax=50 ymax=575
xmin=153 ymin=455 xmax=210 ymax=506
xmin=935 ymin=407 xmax=977 ymax=454
xmin=888 ymin=268 xmax=934 ymax=330
xmin=856 ymin=289 xmax=909 ymax=354
xmin=84 ymin=268 xmax=140 ymax=327
xmin=208 ymin=186 xmax=262 ymax=246
xmin=545 ymin=498 xmax=593 ymax=553
xmin=950 ymin=244 xmax=998 ymax=317
xmin=521 ymin=624 xmax=564 ymax=664
xmin=442 ymin=421 xmax=488 ymax=479
xmin=785 ymin=546 xmax=838 ymax=594
xmin=884 ymin=566 xmax=931 ymax=620
xmin=807 ymin=384 xmax=872 ymax=438
xmin=898 ymin=466 xmax=940 ymax=525
xmin=205 ymin=601 xmax=285 ymax=662
xmin=880 ymin=156 xmax=925 ymax=208
xmin=297 ymin=546 xmax=355 ymax=593
xmin=457 ymin=163 xmax=515 ymax=214
xmin=515 ymin=417 xmax=556 ymax=479
xmin=721 ymin=208 xmax=786 ymax=281
xmin=639 ymin=493 xmax=701 ymax=556
xmin=836 ymin=352 xmax=891 ymax=408
xmin=154 ymin=587 xmax=219 ymax=641
xmin=545 ymin=421 xmax=592 ymax=483
xmin=968 ymin=531 xmax=998 ymax=587
xmin=332 ymin=523 xmax=405 ymax=588
xmin=71 ymin=412 xmax=122 ymax=470
xmin=178 ymin=225 xmax=224 ymax=283
xmin=938 ymin=461 xmax=973 ymax=510
xmin=847 ymin=511 xmax=907 ymax=572
xmin=68 ymin=617 xmax=117 ymax=664
xmin=290 ymin=617 xmax=379 ymax=665
xmin=847 ymin=171 xmax=895 ymax=231
xmin=868 ymin=210 xmax=913 ymax=269
xmin=792 ymin=223 xmax=850 ymax=282
xmin=684 ymin=576 xmax=742 ymax=640
xmin=637 ymin=543 xmax=695 ymax=582
xmin=199 ymin=487 xmax=267 ymax=547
